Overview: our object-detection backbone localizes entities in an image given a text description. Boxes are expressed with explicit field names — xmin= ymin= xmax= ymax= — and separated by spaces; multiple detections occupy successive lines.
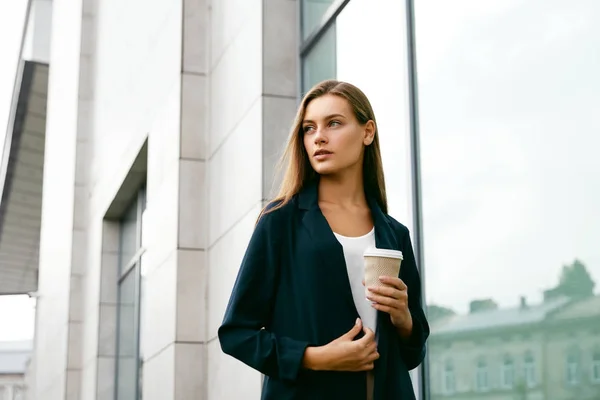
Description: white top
xmin=333 ymin=228 xmax=378 ymax=334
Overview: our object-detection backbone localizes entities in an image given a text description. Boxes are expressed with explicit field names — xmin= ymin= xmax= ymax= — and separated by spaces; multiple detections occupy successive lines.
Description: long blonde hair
xmin=262 ymin=80 xmax=387 ymax=218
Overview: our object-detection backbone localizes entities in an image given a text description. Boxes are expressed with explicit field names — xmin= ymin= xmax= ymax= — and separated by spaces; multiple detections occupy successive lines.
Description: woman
xmin=218 ymin=80 xmax=429 ymax=399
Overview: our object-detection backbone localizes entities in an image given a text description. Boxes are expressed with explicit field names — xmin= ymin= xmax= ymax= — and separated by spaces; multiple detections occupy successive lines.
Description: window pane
xmin=476 ymin=359 xmax=488 ymax=392
xmin=336 ymin=0 xmax=413 ymax=223
xmin=524 ymin=352 xmax=536 ymax=388
xmin=119 ymin=198 xmax=139 ymax=273
xmin=502 ymin=358 xmax=514 ymax=388
xmin=443 ymin=361 xmax=455 ymax=394
xmin=302 ymin=23 xmax=336 ymax=93
xmin=301 ymin=0 xmax=336 ymax=39
xmin=116 ymin=266 xmax=140 ymax=400
xmin=416 ymin=0 xmax=600 ymax=398
xmin=13 ymin=386 xmax=23 ymax=400
xmin=593 ymin=354 xmax=600 ymax=383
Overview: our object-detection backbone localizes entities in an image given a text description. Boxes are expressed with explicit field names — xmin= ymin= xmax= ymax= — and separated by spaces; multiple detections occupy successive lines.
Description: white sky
xmin=415 ymin=0 xmax=600 ymax=313
xmin=0 ymin=0 xmax=35 ymax=342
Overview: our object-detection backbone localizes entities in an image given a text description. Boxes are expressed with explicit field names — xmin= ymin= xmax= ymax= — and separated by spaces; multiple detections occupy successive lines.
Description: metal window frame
xmin=114 ymin=187 xmax=146 ymax=400
xmin=300 ymin=22 xmax=337 ymax=95
xmin=118 ymin=189 xmax=145 ymax=280
xmin=404 ymin=0 xmax=429 ymax=398
xmin=299 ymin=0 xmax=350 ymax=57
xmin=298 ymin=0 xmax=349 ymax=95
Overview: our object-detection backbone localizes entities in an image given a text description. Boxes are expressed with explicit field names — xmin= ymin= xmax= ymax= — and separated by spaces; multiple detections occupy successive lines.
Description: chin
xmin=312 ymin=165 xmax=339 ymax=175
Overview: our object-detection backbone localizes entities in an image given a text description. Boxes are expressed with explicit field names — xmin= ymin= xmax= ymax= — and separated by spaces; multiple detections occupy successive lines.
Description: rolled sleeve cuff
xmin=278 ymin=338 xmax=311 ymax=382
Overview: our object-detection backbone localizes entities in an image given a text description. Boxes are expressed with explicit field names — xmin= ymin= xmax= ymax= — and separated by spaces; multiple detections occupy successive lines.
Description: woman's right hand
xmin=302 ymin=318 xmax=379 ymax=371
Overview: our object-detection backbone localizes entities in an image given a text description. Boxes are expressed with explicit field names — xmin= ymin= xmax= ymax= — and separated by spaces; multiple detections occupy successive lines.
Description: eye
xmin=329 ymin=120 xmax=341 ymax=127
xmin=303 ymin=125 xmax=315 ymax=133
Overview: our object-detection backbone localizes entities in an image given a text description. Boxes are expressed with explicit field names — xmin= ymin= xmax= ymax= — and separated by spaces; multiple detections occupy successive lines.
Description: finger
xmin=358 ymin=363 xmax=374 ymax=371
xmin=358 ymin=327 xmax=375 ymax=345
xmin=368 ymin=285 xmax=404 ymax=299
xmin=371 ymin=303 xmax=396 ymax=315
xmin=362 ymin=341 xmax=377 ymax=357
xmin=363 ymin=326 xmax=375 ymax=342
xmin=365 ymin=347 xmax=379 ymax=361
xmin=343 ymin=318 xmax=362 ymax=339
xmin=379 ymin=276 xmax=407 ymax=290
xmin=367 ymin=293 xmax=402 ymax=308
xmin=367 ymin=350 xmax=380 ymax=362
xmin=367 ymin=340 xmax=377 ymax=353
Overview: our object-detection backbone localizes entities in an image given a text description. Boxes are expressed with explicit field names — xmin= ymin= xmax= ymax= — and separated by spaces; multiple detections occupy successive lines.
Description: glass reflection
xmin=116 ymin=267 xmax=140 ymax=400
xmin=302 ymin=24 xmax=336 ymax=93
xmin=301 ymin=0 xmax=336 ymax=39
xmin=415 ymin=0 xmax=600 ymax=399
xmin=119 ymin=199 xmax=138 ymax=274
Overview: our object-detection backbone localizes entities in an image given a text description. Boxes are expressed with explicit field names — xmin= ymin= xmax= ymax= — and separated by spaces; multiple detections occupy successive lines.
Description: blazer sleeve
xmin=218 ymin=207 xmax=310 ymax=382
xmin=398 ymin=229 xmax=430 ymax=370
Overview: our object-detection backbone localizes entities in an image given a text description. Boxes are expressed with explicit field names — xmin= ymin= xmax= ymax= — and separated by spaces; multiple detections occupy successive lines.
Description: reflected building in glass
xmin=429 ymin=294 xmax=600 ymax=399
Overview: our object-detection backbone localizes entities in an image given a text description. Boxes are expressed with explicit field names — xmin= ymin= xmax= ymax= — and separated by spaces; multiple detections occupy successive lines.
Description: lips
xmin=314 ymin=149 xmax=333 ymax=156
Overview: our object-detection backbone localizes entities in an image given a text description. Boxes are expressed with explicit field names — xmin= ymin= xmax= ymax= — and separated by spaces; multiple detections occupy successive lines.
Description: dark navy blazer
xmin=218 ymin=183 xmax=430 ymax=399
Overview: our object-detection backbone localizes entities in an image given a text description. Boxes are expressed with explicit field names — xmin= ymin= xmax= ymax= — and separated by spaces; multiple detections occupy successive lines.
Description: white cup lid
xmin=363 ymin=248 xmax=403 ymax=260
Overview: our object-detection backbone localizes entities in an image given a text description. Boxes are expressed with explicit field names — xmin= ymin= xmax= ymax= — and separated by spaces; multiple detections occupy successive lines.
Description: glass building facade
xmin=301 ymin=0 xmax=600 ymax=399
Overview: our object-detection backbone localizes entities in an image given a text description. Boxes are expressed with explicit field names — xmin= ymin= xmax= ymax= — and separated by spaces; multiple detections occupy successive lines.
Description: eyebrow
xmin=302 ymin=114 xmax=346 ymax=124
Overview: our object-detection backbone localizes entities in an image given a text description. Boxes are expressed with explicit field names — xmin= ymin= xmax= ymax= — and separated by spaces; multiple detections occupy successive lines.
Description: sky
xmin=415 ymin=0 xmax=600 ymax=313
xmin=0 ymin=0 xmax=35 ymax=342
xmin=0 ymin=0 xmax=28 ymax=150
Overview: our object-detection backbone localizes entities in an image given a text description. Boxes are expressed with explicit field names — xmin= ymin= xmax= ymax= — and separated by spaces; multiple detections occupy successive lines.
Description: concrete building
xmin=1 ymin=0 xmax=599 ymax=399
xmin=0 ymin=340 xmax=31 ymax=400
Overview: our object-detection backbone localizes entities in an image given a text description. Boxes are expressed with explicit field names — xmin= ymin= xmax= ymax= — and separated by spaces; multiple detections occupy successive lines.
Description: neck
xmin=317 ymin=166 xmax=366 ymax=207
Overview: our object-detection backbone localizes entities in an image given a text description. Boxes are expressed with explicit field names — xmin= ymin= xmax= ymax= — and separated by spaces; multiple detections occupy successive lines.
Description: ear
xmin=363 ymin=120 xmax=376 ymax=146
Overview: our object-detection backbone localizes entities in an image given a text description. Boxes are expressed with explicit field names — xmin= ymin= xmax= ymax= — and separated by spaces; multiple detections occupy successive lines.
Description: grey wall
xmin=205 ymin=0 xmax=298 ymax=398
xmin=32 ymin=0 xmax=85 ymax=397
xmin=32 ymin=0 xmax=299 ymax=399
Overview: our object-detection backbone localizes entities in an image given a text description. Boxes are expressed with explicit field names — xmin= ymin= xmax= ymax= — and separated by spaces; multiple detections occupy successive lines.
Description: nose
xmin=313 ymin=127 xmax=328 ymax=144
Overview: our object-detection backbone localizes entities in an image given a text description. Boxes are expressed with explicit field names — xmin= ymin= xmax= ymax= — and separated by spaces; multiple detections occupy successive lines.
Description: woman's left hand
xmin=366 ymin=276 xmax=413 ymax=338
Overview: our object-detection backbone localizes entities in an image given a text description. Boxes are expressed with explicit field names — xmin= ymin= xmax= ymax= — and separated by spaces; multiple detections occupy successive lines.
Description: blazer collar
xmin=297 ymin=181 xmax=398 ymax=250
xmin=298 ymin=181 xmax=318 ymax=211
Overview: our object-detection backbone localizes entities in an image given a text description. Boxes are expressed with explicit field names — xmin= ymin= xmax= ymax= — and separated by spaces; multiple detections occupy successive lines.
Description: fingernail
xmin=355 ymin=318 xmax=360 ymax=325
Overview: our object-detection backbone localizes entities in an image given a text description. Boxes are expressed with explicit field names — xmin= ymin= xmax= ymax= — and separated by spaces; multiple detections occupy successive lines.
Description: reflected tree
xmin=544 ymin=259 xmax=595 ymax=300
xmin=427 ymin=304 xmax=455 ymax=322
xmin=513 ymin=379 xmax=528 ymax=400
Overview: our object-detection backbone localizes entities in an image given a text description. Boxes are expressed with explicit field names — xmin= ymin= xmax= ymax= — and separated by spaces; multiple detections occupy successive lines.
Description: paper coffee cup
xmin=363 ymin=248 xmax=403 ymax=298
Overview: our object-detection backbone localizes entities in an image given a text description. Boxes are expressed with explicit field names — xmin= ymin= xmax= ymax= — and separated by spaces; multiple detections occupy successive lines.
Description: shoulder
xmin=256 ymin=197 xmax=298 ymax=227
xmin=384 ymin=214 xmax=410 ymax=240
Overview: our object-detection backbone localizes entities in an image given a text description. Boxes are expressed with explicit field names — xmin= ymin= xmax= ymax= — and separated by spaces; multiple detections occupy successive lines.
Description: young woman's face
xmin=302 ymin=94 xmax=374 ymax=176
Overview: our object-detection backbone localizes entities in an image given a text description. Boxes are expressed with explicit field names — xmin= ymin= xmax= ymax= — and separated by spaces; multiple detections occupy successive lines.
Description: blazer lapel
xmin=298 ymin=183 xmax=359 ymax=314
xmin=298 ymin=183 xmax=398 ymax=250
xmin=367 ymin=195 xmax=398 ymax=251
xmin=298 ymin=184 xmax=403 ymax=397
